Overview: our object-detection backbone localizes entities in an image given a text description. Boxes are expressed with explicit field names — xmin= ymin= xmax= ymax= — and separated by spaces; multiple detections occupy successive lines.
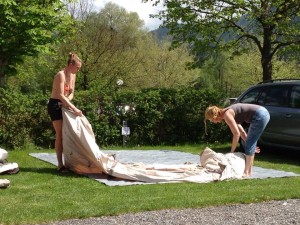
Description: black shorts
xmin=47 ymin=98 xmax=63 ymax=121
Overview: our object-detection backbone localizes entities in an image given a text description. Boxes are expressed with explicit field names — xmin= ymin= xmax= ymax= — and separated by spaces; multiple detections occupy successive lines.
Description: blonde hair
xmin=67 ymin=52 xmax=81 ymax=65
xmin=204 ymin=106 xmax=223 ymax=135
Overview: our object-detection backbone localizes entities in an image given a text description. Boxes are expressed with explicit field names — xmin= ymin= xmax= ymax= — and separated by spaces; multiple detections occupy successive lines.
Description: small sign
xmin=122 ymin=126 xmax=130 ymax=136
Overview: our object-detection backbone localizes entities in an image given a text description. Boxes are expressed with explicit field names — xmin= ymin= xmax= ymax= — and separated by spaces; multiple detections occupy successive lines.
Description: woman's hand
xmin=73 ymin=108 xmax=83 ymax=117
xmin=255 ymin=146 xmax=261 ymax=153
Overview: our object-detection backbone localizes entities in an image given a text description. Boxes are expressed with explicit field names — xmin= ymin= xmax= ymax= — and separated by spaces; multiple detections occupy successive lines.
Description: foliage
xmin=0 ymin=87 xmax=51 ymax=150
xmin=200 ymin=49 xmax=300 ymax=98
xmin=126 ymin=88 xmax=229 ymax=145
xmin=75 ymin=87 xmax=230 ymax=147
xmin=74 ymin=89 xmax=121 ymax=146
xmin=7 ymin=53 xmax=59 ymax=94
xmin=0 ymin=0 xmax=74 ymax=86
xmin=1 ymin=1 xmax=201 ymax=94
xmin=60 ymin=2 xmax=146 ymax=91
xmin=131 ymin=38 xmax=200 ymax=89
xmin=0 ymin=86 xmax=230 ymax=149
xmin=143 ymin=0 xmax=300 ymax=82
xmin=53 ymin=2 xmax=200 ymax=92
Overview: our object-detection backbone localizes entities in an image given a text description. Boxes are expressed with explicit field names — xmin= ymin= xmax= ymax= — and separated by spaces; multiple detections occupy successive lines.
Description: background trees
xmin=1 ymin=1 xmax=299 ymax=149
xmin=200 ymin=50 xmax=300 ymax=97
xmin=144 ymin=0 xmax=300 ymax=82
xmin=132 ymin=38 xmax=199 ymax=89
xmin=0 ymin=2 xmax=203 ymax=149
xmin=64 ymin=2 xmax=146 ymax=90
xmin=50 ymin=2 xmax=199 ymax=92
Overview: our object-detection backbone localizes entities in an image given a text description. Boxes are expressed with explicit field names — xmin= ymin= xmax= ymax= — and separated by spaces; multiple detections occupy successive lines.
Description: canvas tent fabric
xmin=0 ymin=148 xmax=19 ymax=175
xmin=0 ymin=179 xmax=10 ymax=188
xmin=0 ymin=148 xmax=8 ymax=161
xmin=0 ymin=148 xmax=19 ymax=188
xmin=62 ymin=108 xmax=246 ymax=183
xmin=0 ymin=162 xmax=19 ymax=174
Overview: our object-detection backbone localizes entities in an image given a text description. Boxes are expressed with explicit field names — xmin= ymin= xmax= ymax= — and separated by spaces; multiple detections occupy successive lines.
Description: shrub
xmin=0 ymin=88 xmax=52 ymax=149
xmin=0 ymin=87 xmax=230 ymax=150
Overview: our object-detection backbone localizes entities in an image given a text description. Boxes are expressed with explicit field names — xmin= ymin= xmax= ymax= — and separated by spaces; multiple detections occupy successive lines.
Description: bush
xmin=0 ymin=88 xmax=53 ymax=149
xmin=0 ymin=87 xmax=230 ymax=150
xmin=75 ymin=87 xmax=231 ymax=146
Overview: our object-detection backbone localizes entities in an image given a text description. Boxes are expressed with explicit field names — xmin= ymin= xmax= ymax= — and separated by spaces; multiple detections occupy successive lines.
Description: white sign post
xmin=122 ymin=120 xmax=130 ymax=146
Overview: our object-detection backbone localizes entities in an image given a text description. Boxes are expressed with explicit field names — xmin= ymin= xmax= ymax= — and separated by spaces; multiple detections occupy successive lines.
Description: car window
xmin=264 ymin=86 xmax=289 ymax=107
xmin=257 ymin=91 xmax=266 ymax=105
xmin=290 ymin=86 xmax=300 ymax=108
xmin=239 ymin=87 xmax=261 ymax=104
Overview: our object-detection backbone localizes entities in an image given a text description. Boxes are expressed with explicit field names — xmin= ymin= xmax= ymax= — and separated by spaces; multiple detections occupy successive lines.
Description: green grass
xmin=1 ymin=143 xmax=299 ymax=225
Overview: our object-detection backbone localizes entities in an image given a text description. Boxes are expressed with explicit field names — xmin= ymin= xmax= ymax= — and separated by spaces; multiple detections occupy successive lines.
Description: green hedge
xmin=0 ymin=88 xmax=52 ymax=150
xmin=76 ymin=87 xmax=231 ymax=147
xmin=0 ymin=87 xmax=230 ymax=150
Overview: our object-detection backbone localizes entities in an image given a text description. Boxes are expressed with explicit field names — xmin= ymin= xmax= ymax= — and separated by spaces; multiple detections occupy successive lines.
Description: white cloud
xmin=93 ymin=0 xmax=163 ymax=30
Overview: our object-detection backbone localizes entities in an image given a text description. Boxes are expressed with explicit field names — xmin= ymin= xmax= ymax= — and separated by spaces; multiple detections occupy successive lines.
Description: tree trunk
xmin=261 ymin=56 xmax=272 ymax=82
xmin=0 ymin=73 xmax=6 ymax=88
xmin=81 ymin=70 xmax=88 ymax=90
xmin=261 ymin=28 xmax=273 ymax=82
xmin=0 ymin=59 xmax=7 ymax=87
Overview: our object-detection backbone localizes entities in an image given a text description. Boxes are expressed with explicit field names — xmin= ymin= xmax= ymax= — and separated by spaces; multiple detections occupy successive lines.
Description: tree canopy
xmin=56 ymin=2 xmax=199 ymax=91
xmin=144 ymin=0 xmax=300 ymax=82
xmin=0 ymin=0 xmax=73 ymax=86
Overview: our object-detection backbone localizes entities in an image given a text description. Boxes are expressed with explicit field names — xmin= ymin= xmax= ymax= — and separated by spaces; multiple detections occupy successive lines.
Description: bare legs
xmin=243 ymin=107 xmax=270 ymax=177
xmin=52 ymin=120 xmax=64 ymax=169
xmin=244 ymin=155 xmax=255 ymax=177
xmin=244 ymin=146 xmax=260 ymax=177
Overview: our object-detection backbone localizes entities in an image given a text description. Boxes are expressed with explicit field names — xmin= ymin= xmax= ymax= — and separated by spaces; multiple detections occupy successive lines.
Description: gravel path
xmin=44 ymin=199 xmax=300 ymax=225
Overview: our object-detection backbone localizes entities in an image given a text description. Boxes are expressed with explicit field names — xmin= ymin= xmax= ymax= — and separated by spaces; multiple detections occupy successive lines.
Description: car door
xmin=281 ymin=85 xmax=300 ymax=148
xmin=261 ymin=85 xmax=300 ymax=149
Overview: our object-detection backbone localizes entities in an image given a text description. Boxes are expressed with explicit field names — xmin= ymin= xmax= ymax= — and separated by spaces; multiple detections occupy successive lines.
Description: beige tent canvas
xmin=62 ymin=108 xmax=246 ymax=183
xmin=0 ymin=148 xmax=19 ymax=188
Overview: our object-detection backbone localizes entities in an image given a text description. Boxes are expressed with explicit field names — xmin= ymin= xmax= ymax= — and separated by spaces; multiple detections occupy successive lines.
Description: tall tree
xmin=130 ymin=36 xmax=199 ymax=89
xmin=62 ymin=2 xmax=146 ymax=90
xmin=143 ymin=0 xmax=300 ymax=82
xmin=0 ymin=0 xmax=73 ymax=87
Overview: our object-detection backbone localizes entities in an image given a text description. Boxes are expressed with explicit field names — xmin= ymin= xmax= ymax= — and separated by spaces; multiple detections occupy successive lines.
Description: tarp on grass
xmin=61 ymin=108 xmax=245 ymax=183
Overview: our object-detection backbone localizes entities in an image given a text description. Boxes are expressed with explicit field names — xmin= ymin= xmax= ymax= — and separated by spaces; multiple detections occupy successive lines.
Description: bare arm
xmin=223 ymin=109 xmax=240 ymax=153
xmin=238 ymin=124 xmax=247 ymax=141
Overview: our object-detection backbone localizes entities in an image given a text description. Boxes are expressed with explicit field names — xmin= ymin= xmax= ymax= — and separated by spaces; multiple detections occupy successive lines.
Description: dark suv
xmin=233 ymin=79 xmax=300 ymax=151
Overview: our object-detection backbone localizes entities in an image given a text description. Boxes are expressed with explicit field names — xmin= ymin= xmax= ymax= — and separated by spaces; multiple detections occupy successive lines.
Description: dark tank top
xmin=225 ymin=103 xmax=261 ymax=124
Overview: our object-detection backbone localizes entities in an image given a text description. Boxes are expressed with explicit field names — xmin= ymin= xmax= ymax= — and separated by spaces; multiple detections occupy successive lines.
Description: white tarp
xmin=0 ymin=148 xmax=19 ymax=188
xmin=62 ymin=108 xmax=245 ymax=183
xmin=0 ymin=179 xmax=10 ymax=188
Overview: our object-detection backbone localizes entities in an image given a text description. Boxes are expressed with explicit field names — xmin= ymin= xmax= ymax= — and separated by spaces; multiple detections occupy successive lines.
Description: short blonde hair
xmin=204 ymin=106 xmax=222 ymax=134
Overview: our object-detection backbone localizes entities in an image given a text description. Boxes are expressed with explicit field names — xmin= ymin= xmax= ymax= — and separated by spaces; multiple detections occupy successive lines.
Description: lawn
xmin=0 ymin=143 xmax=299 ymax=225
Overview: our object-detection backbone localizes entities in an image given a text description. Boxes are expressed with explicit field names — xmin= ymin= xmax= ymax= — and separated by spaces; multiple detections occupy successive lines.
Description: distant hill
xmin=150 ymin=27 xmax=169 ymax=40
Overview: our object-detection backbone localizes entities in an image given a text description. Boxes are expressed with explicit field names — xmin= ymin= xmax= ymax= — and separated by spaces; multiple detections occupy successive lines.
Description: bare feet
xmin=242 ymin=173 xmax=251 ymax=178
xmin=57 ymin=165 xmax=69 ymax=173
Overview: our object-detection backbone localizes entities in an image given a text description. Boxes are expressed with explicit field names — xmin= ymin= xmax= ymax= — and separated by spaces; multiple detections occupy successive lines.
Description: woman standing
xmin=47 ymin=52 xmax=83 ymax=172
xmin=204 ymin=103 xmax=270 ymax=177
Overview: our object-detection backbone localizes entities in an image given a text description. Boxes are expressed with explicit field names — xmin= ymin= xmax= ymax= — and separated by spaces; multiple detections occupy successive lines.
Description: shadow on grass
xmin=214 ymin=144 xmax=300 ymax=167
xmin=18 ymin=167 xmax=86 ymax=178
xmin=18 ymin=167 xmax=133 ymax=182
xmin=256 ymin=146 xmax=300 ymax=167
